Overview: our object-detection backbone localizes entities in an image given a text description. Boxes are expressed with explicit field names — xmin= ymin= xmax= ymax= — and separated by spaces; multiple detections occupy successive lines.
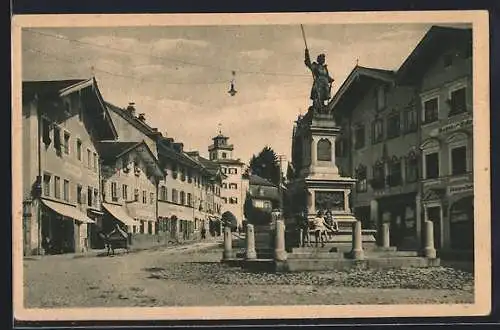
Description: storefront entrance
xmin=41 ymin=211 xmax=75 ymax=254
xmin=377 ymin=193 xmax=417 ymax=249
xmin=449 ymin=196 xmax=474 ymax=250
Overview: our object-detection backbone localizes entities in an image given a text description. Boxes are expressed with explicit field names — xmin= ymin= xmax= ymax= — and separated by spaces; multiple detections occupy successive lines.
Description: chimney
xmin=138 ymin=113 xmax=146 ymax=122
xmin=173 ymin=142 xmax=184 ymax=153
xmin=126 ymin=102 xmax=136 ymax=116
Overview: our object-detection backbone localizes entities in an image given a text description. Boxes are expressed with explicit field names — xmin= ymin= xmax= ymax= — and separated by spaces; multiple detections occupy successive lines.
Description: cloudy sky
xmin=21 ymin=22 xmax=467 ymax=166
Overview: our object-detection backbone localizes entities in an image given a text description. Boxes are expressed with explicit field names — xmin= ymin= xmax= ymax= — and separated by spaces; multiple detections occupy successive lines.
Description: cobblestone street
xmin=23 ymin=242 xmax=474 ymax=308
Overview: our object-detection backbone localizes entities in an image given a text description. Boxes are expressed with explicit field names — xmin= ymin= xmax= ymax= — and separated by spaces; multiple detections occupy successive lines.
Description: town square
xmin=16 ymin=16 xmax=481 ymax=311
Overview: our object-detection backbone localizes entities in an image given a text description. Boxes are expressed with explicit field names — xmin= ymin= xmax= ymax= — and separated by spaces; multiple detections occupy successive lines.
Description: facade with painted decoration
xmin=97 ymin=141 xmax=164 ymax=247
xmin=22 ymin=78 xmax=118 ymax=255
xmin=329 ymin=25 xmax=473 ymax=253
xmin=398 ymin=26 xmax=473 ymax=252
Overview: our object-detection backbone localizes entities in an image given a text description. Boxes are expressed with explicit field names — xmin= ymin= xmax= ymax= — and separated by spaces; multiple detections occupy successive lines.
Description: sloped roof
xmin=23 ymin=77 xmax=118 ymax=140
xmin=105 ymin=101 xmax=161 ymax=138
xmin=249 ymin=174 xmax=276 ymax=187
xmin=397 ymin=26 xmax=472 ymax=84
xmin=214 ymin=158 xmax=246 ymax=165
xmin=23 ymin=79 xmax=88 ymax=98
xmin=98 ymin=141 xmax=164 ymax=178
xmin=328 ymin=65 xmax=395 ymax=114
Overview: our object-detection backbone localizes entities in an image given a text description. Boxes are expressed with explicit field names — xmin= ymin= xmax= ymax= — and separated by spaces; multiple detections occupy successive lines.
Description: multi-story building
xmin=22 ymin=78 xmax=118 ymax=255
xmin=97 ymin=140 xmax=164 ymax=246
xmin=208 ymin=132 xmax=247 ymax=228
xmin=156 ymin=137 xmax=224 ymax=241
xmin=397 ymin=26 xmax=473 ymax=252
xmin=330 ymin=25 xmax=473 ymax=252
xmin=330 ymin=65 xmax=420 ymax=249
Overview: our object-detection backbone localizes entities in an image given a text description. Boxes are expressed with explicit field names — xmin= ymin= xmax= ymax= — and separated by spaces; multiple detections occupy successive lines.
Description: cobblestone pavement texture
xmin=23 ymin=242 xmax=474 ymax=307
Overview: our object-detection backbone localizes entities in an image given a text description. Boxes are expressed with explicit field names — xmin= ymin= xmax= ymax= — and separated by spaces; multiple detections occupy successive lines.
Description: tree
xmin=249 ymin=146 xmax=281 ymax=186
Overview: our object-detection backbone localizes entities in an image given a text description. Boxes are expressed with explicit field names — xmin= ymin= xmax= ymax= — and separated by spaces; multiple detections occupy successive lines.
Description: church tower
xmin=208 ymin=128 xmax=246 ymax=228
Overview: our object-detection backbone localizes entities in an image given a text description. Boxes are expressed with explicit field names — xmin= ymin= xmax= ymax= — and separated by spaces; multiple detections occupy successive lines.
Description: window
xmin=222 ymin=152 xmax=227 ymax=159
xmin=404 ymin=108 xmax=418 ymax=133
xmin=451 ymin=146 xmax=467 ymax=175
xmin=229 ymin=183 xmax=237 ymax=189
xmin=423 ymin=98 xmax=439 ymax=124
xmin=222 ymin=182 xmax=227 ymax=189
xmin=93 ymin=152 xmax=98 ymax=171
xmin=229 ymin=197 xmax=238 ymax=204
xmin=222 ymin=197 xmax=227 ymax=204
xmin=448 ymin=87 xmax=467 ymax=116
xmin=87 ymin=187 xmax=93 ymax=206
xmin=150 ymin=192 xmax=155 ymax=205
xmin=355 ymin=165 xmax=367 ymax=193
xmin=375 ymin=85 xmax=387 ymax=110
xmin=42 ymin=118 xmax=51 ymax=145
xmin=148 ymin=221 xmax=153 ymax=235
xmin=63 ymin=179 xmax=69 ymax=201
xmin=172 ymin=189 xmax=178 ymax=203
xmin=54 ymin=176 xmax=61 ymax=199
xmin=87 ymin=149 xmax=92 ymax=168
xmin=134 ymin=188 xmax=139 ymax=202
xmin=94 ymin=189 xmax=99 ymax=206
xmin=122 ymin=184 xmax=128 ymax=200
xmin=187 ymin=193 xmax=192 ymax=207
xmin=317 ymin=138 xmax=332 ymax=161
xmin=77 ymin=185 xmax=83 ymax=204
xmin=180 ymin=191 xmax=186 ymax=205
xmin=63 ymin=132 xmax=70 ymax=154
xmin=53 ymin=126 xmax=61 ymax=153
xmin=180 ymin=168 xmax=186 ymax=181
xmin=354 ymin=125 xmax=365 ymax=149
xmin=111 ymin=182 xmax=118 ymax=201
xmin=371 ymin=162 xmax=385 ymax=190
xmin=76 ymin=139 xmax=82 ymax=161
xmin=388 ymin=158 xmax=402 ymax=187
xmin=140 ymin=221 xmax=144 ymax=234
xmin=425 ymin=152 xmax=439 ymax=179
xmin=142 ymin=190 xmax=147 ymax=204
xmin=372 ymin=119 xmax=384 ymax=144
xmin=43 ymin=174 xmax=51 ymax=196
xmin=387 ymin=113 xmax=401 ymax=139
xmin=160 ymin=186 xmax=167 ymax=201
xmin=406 ymin=153 xmax=419 ymax=183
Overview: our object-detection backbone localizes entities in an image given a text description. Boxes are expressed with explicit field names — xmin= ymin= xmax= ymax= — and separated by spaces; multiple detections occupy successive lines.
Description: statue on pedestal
xmin=304 ymin=49 xmax=334 ymax=113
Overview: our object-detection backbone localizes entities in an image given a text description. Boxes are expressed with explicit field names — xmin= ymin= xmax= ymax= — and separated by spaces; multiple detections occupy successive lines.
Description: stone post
xmin=350 ymin=220 xmax=364 ymax=260
xmin=223 ymin=225 xmax=233 ymax=260
xmin=245 ymin=223 xmax=257 ymax=260
xmin=274 ymin=219 xmax=287 ymax=261
xmin=423 ymin=220 xmax=437 ymax=259
xmin=381 ymin=222 xmax=390 ymax=248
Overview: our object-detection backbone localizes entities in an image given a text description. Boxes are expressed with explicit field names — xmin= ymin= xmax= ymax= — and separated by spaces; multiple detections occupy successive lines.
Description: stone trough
xmin=221 ymin=220 xmax=440 ymax=273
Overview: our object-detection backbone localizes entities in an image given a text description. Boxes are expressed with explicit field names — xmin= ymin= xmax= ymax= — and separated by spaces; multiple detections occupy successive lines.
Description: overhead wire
xmin=23 ymin=47 xmax=229 ymax=85
xmin=23 ymin=28 xmax=310 ymax=78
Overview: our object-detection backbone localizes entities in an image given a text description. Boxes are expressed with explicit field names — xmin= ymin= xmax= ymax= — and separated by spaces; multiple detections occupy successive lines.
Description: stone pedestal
xmin=223 ymin=226 xmax=233 ymax=260
xmin=350 ymin=221 xmax=364 ymax=260
xmin=423 ymin=220 xmax=437 ymax=259
xmin=381 ymin=223 xmax=390 ymax=248
xmin=245 ymin=224 xmax=257 ymax=260
xmin=274 ymin=219 xmax=287 ymax=261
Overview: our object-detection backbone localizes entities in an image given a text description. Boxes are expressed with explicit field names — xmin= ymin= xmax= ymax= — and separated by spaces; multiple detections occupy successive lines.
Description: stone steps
xmin=284 ymin=257 xmax=440 ymax=272
xmin=288 ymin=250 xmax=419 ymax=260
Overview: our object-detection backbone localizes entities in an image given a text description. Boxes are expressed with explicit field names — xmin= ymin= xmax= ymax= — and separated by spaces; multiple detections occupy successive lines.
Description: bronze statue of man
xmin=304 ymin=49 xmax=334 ymax=110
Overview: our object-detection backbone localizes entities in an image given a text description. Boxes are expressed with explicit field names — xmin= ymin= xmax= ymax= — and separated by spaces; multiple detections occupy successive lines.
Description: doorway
xmin=426 ymin=206 xmax=442 ymax=249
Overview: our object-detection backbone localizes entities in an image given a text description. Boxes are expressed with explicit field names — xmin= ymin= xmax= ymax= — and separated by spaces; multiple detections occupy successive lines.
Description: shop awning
xmin=42 ymin=199 xmax=95 ymax=224
xmin=102 ymin=202 xmax=137 ymax=227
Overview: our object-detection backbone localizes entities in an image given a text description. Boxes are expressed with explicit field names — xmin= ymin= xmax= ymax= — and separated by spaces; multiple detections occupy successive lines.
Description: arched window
xmin=317 ymin=138 xmax=332 ymax=161
xmin=355 ymin=165 xmax=367 ymax=192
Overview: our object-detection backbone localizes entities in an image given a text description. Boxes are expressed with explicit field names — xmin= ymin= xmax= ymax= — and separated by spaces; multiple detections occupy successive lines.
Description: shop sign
xmin=448 ymin=183 xmax=473 ymax=195
xmin=430 ymin=118 xmax=473 ymax=136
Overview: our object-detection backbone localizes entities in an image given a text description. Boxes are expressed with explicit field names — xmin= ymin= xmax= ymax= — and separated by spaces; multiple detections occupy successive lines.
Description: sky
xmin=21 ymin=22 xmax=468 ymax=167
